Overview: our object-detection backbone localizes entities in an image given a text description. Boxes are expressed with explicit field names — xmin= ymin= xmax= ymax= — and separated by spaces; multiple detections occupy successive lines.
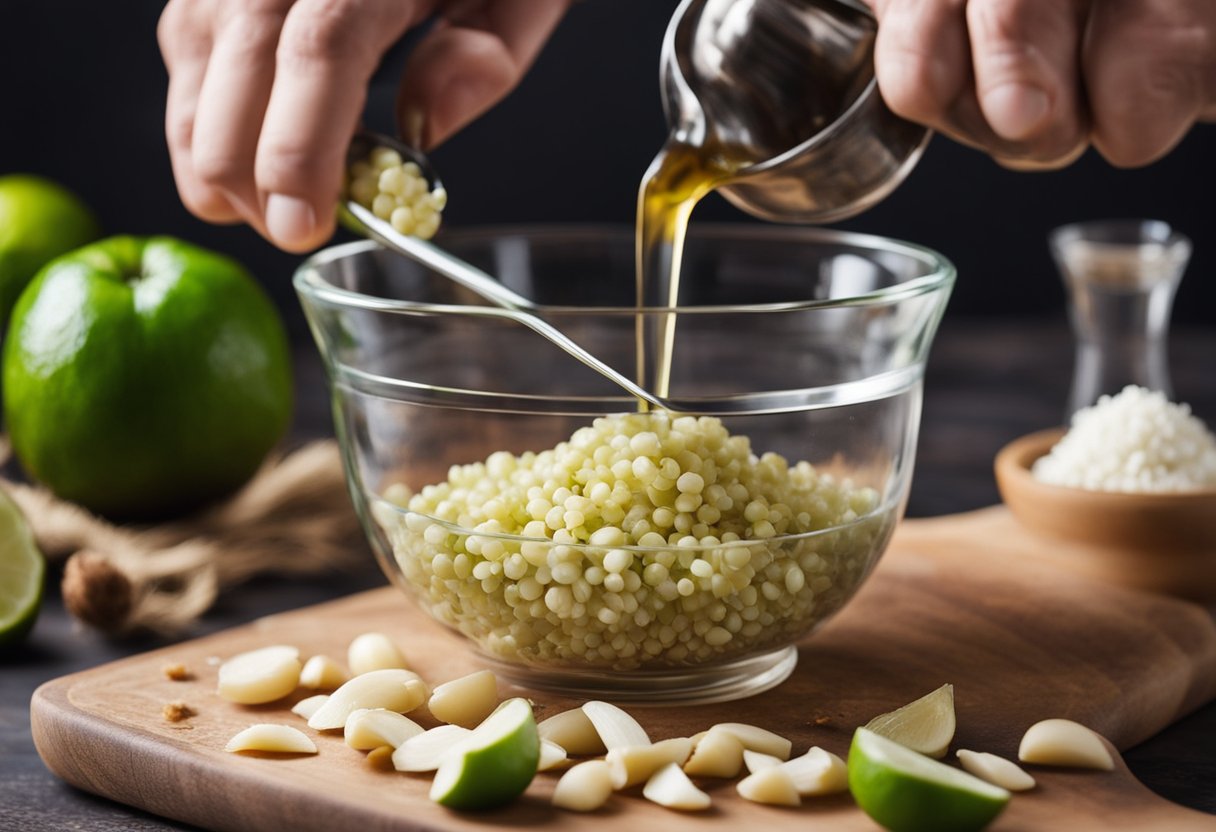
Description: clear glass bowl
xmin=295 ymin=226 xmax=954 ymax=703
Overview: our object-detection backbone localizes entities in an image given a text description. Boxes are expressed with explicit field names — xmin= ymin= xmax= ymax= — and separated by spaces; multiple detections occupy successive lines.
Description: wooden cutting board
xmin=31 ymin=507 xmax=1216 ymax=831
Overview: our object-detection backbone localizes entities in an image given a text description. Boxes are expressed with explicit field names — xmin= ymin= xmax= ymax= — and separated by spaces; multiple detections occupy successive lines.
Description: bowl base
xmin=480 ymin=644 xmax=798 ymax=705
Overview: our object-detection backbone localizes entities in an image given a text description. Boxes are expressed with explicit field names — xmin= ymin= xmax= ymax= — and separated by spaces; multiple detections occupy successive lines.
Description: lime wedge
xmin=0 ymin=490 xmax=44 ymax=647
xmin=864 ymin=683 xmax=956 ymax=758
xmin=849 ymin=728 xmax=1010 ymax=832
xmin=430 ymin=697 xmax=539 ymax=810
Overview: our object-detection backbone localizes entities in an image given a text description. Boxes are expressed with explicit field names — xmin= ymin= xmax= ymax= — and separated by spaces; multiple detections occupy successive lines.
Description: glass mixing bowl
xmin=295 ymin=226 xmax=954 ymax=703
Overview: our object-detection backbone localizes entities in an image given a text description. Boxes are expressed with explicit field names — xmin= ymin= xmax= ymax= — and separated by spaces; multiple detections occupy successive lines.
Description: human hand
xmin=158 ymin=0 xmax=568 ymax=252
xmin=869 ymin=0 xmax=1216 ymax=169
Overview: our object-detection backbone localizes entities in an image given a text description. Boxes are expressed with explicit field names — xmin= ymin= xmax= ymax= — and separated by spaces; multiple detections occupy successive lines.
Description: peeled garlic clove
xmin=743 ymin=749 xmax=784 ymax=774
xmin=737 ymin=765 xmax=801 ymax=807
xmin=539 ymin=708 xmax=607 ymax=756
xmin=392 ymin=724 xmax=473 ymax=772
xmin=683 ymin=727 xmax=744 ymax=778
xmin=538 ymin=739 xmax=569 ymax=772
xmin=703 ymin=722 xmax=791 ymax=760
xmin=290 ymin=694 xmax=330 ymax=721
xmin=642 ymin=763 xmax=711 ymax=811
xmin=225 ymin=724 xmax=317 ymax=754
xmin=582 ymin=700 xmax=650 ymax=751
xmin=217 ymin=646 xmax=301 ymax=705
xmin=958 ymin=749 xmax=1036 ymax=791
xmin=1018 ymin=719 xmax=1114 ymax=770
xmin=344 ymin=708 xmax=424 ymax=750
xmin=607 ymin=737 xmax=693 ymax=789
xmin=782 ymin=747 xmax=849 ymax=796
xmin=347 ymin=632 xmax=409 ymax=676
xmin=307 ymin=669 xmax=428 ymax=730
xmin=299 ymin=655 xmax=350 ymax=690
xmin=552 ymin=760 xmax=614 ymax=812
xmin=428 ymin=670 xmax=499 ymax=728
xmin=864 ymin=683 xmax=955 ymax=759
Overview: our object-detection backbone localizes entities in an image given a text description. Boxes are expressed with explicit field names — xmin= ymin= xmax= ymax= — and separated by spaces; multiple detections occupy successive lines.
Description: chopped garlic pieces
xmin=582 ymin=701 xmax=651 ymax=751
xmin=347 ymin=632 xmax=410 ymax=676
xmin=344 ymin=708 xmax=424 ymax=751
xmin=217 ymin=646 xmax=301 ymax=705
xmin=782 ymin=747 xmax=848 ymax=796
xmin=683 ymin=727 xmax=744 ymax=778
xmin=428 ymin=670 xmax=498 ymax=728
xmin=737 ymin=765 xmax=801 ymax=807
xmin=704 ymin=723 xmax=791 ymax=760
xmin=299 ymin=655 xmax=350 ymax=690
xmin=539 ymin=708 xmax=607 ymax=756
xmin=743 ymin=749 xmax=784 ymax=774
xmin=553 ymin=760 xmax=614 ymax=812
xmin=643 ymin=763 xmax=711 ymax=811
xmin=958 ymin=749 xmax=1036 ymax=791
xmin=1018 ymin=719 xmax=1114 ymax=770
xmin=307 ymin=669 xmax=428 ymax=730
xmin=225 ymin=724 xmax=317 ymax=755
xmin=290 ymin=694 xmax=330 ymax=721
xmin=538 ymin=739 xmax=569 ymax=772
xmin=392 ymin=724 xmax=473 ymax=772
xmin=607 ymin=737 xmax=693 ymax=789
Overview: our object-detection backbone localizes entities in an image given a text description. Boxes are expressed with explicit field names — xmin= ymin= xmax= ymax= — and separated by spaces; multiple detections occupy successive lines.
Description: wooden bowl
xmin=995 ymin=428 xmax=1216 ymax=601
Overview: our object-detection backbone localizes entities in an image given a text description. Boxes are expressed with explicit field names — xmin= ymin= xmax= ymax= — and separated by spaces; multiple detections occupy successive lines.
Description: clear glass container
xmin=295 ymin=226 xmax=954 ymax=703
xmin=1050 ymin=220 xmax=1191 ymax=417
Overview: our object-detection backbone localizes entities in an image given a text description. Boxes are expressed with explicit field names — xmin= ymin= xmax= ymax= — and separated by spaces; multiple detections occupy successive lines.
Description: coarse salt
xmin=1032 ymin=386 xmax=1216 ymax=493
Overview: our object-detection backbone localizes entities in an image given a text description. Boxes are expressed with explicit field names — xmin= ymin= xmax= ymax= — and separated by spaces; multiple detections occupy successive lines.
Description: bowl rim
xmin=292 ymin=224 xmax=956 ymax=317
xmin=995 ymin=427 xmax=1216 ymax=502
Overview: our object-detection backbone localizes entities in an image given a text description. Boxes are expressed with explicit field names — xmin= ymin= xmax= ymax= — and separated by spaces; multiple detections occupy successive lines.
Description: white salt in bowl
xmin=995 ymin=428 xmax=1216 ymax=601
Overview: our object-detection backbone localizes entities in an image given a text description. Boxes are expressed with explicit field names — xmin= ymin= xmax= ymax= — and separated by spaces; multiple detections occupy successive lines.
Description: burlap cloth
xmin=0 ymin=439 xmax=366 ymax=636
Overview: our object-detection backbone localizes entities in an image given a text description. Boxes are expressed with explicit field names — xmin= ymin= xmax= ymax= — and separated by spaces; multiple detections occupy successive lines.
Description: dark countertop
xmin=3 ymin=317 xmax=1215 ymax=831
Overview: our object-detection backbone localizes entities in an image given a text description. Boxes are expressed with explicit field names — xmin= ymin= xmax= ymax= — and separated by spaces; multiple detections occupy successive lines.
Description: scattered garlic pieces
xmin=704 ymin=723 xmax=791 ymax=760
xmin=553 ymin=760 xmax=615 ymax=812
xmin=291 ymin=694 xmax=330 ymax=721
xmin=347 ymin=147 xmax=444 ymax=240
xmin=782 ymin=747 xmax=848 ymax=796
xmin=347 ymin=632 xmax=410 ymax=676
xmin=643 ymin=763 xmax=711 ymax=811
xmin=958 ymin=749 xmax=1036 ymax=791
xmin=582 ymin=701 xmax=651 ymax=751
xmin=607 ymin=737 xmax=694 ymax=789
xmin=1018 ymin=719 xmax=1114 ymax=771
xmin=737 ymin=765 xmax=801 ymax=807
xmin=307 ymin=669 xmax=428 ymax=730
xmin=299 ymin=655 xmax=350 ymax=690
xmin=392 ymin=724 xmax=473 ymax=772
xmin=538 ymin=708 xmax=607 ymax=756
xmin=217 ymin=646 xmax=301 ymax=705
xmin=743 ymin=749 xmax=784 ymax=774
xmin=538 ymin=739 xmax=569 ymax=772
xmin=864 ymin=683 xmax=956 ymax=759
xmin=225 ymin=724 xmax=317 ymax=755
xmin=366 ymin=745 xmax=396 ymax=771
xmin=683 ymin=727 xmax=744 ymax=778
xmin=345 ymin=708 xmax=425 ymax=751
xmin=428 ymin=670 xmax=499 ymax=728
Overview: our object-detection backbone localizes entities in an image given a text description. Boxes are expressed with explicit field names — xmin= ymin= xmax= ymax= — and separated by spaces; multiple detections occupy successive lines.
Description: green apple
xmin=0 ymin=174 xmax=99 ymax=331
xmin=3 ymin=236 xmax=293 ymax=518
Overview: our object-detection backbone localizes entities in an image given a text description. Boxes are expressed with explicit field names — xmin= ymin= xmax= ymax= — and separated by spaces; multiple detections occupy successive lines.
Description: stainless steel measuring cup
xmin=662 ymin=0 xmax=930 ymax=223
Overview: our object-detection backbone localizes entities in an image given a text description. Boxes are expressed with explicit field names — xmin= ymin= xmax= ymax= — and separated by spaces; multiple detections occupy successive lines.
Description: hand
xmin=869 ymin=0 xmax=1216 ymax=169
xmin=158 ymin=0 xmax=568 ymax=252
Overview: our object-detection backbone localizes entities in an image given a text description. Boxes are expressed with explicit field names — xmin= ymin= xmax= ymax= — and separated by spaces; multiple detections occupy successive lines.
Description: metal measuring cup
xmin=662 ymin=0 xmax=930 ymax=223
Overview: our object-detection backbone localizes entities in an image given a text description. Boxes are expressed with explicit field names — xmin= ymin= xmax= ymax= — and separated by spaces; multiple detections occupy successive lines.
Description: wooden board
xmin=31 ymin=507 xmax=1216 ymax=831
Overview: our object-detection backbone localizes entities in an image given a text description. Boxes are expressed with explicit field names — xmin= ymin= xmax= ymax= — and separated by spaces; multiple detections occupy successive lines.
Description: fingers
xmin=397 ymin=0 xmax=569 ymax=148
xmin=159 ymin=0 xmax=242 ymax=224
xmin=873 ymin=0 xmax=1090 ymax=167
xmin=1084 ymin=0 xmax=1216 ymax=167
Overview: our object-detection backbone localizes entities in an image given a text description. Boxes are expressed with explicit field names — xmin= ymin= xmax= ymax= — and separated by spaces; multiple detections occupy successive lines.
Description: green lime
xmin=864 ymin=683 xmax=956 ymax=758
xmin=0 ymin=174 xmax=99 ymax=331
xmin=430 ymin=697 xmax=539 ymax=810
xmin=848 ymin=728 xmax=1010 ymax=832
xmin=3 ymin=236 xmax=292 ymax=519
xmin=0 ymin=488 xmax=45 ymax=647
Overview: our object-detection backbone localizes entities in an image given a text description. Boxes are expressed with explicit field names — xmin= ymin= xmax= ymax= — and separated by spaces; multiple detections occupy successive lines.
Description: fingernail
xmin=265 ymin=194 xmax=316 ymax=249
xmin=401 ymin=106 xmax=426 ymax=149
xmin=984 ymin=84 xmax=1050 ymax=141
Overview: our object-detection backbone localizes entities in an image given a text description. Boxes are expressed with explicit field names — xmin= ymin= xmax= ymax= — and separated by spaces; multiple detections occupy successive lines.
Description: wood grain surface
xmin=30 ymin=507 xmax=1216 ymax=832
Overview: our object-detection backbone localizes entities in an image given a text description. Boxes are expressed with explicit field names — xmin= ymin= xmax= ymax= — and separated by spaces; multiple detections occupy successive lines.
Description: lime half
xmin=849 ymin=728 xmax=1010 ymax=832
xmin=430 ymin=697 xmax=539 ymax=810
xmin=0 ymin=489 xmax=44 ymax=646
xmin=864 ymin=683 xmax=956 ymax=758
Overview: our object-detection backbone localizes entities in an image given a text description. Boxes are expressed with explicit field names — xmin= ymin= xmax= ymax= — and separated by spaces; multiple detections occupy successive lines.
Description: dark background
xmin=1 ymin=0 xmax=1213 ymax=344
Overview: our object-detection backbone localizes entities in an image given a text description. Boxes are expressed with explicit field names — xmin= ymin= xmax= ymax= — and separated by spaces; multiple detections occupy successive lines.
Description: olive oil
xmin=634 ymin=139 xmax=749 ymax=408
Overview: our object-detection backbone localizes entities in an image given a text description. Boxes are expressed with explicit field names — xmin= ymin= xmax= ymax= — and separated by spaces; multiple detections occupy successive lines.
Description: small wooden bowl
xmin=995 ymin=428 xmax=1216 ymax=601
